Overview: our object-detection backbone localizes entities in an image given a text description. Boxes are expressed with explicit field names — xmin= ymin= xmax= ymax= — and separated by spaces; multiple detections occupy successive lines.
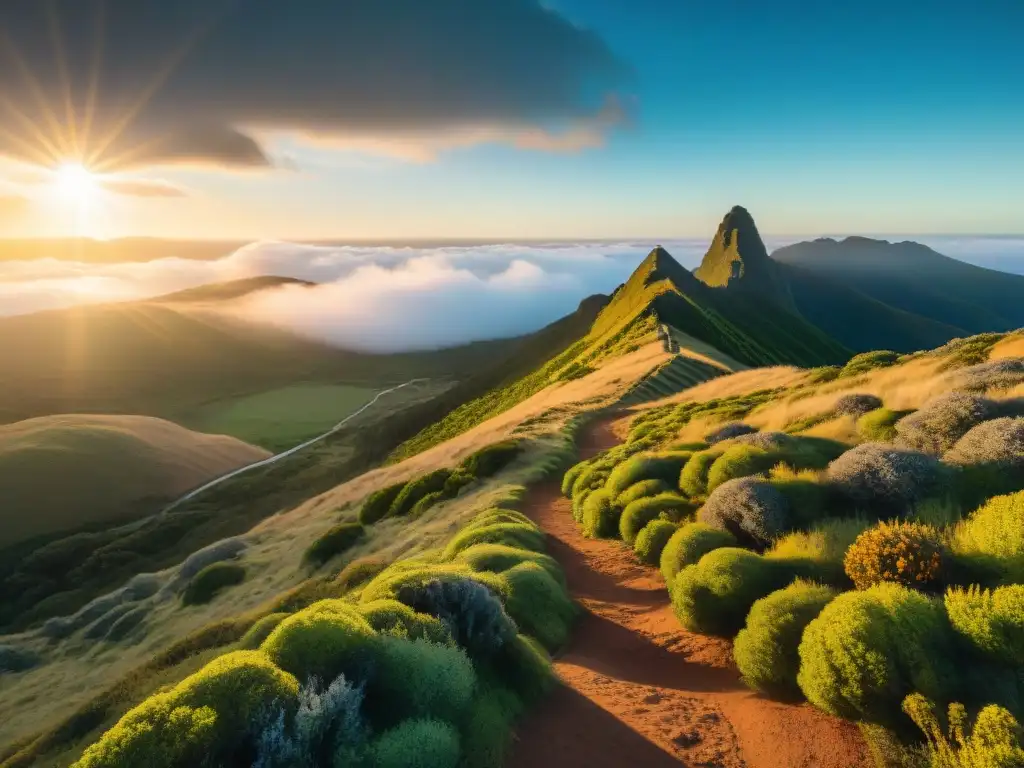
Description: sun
xmin=53 ymin=162 xmax=100 ymax=201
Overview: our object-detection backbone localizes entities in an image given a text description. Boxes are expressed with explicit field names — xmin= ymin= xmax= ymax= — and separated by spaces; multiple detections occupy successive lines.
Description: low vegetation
xmin=557 ymin=333 xmax=1024 ymax=764
xmin=303 ymin=523 xmax=366 ymax=567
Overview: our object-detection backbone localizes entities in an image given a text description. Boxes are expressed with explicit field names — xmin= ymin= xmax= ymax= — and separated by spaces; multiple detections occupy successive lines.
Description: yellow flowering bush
xmin=843 ymin=521 xmax=945 ymax=591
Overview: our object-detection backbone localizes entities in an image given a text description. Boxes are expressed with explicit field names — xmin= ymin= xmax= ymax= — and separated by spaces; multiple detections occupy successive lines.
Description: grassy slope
xmin=187 ymin=383 xmax=379 ymax=451
xmin=0 ymin=300 xmax=514 ymax=426
xmin=0 ymin=380 xmax=450 ymax=634
xmin=390 ymin=244 xmax=851 ymax=464
xmin=385 ymin=295 xmax=612 ymax=462
xmin=772 ymin=236 xmax=1024 ymax=335
xmin=782 ymin=263 xmax=967 ymax=353
xmin=0 ymin=415 xmax=269 ymax=547
xmin=614 ymin=247 xmax=850 ymax=368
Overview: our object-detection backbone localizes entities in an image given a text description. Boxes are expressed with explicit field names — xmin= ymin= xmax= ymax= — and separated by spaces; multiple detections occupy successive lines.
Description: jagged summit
xmin=639 ymin=245 xmax=703 ymax=290
xmin=694 ymin=205 xmax=793 ymax=309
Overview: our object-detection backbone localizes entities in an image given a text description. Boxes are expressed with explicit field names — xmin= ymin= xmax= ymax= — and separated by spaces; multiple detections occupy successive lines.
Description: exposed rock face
xmin=694 ymin=205 xmax=794 ymax=309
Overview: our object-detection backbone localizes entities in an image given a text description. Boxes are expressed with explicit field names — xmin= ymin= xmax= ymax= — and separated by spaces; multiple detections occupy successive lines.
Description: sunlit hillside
xmin=0 ymin=415 xmax=269 ymax=547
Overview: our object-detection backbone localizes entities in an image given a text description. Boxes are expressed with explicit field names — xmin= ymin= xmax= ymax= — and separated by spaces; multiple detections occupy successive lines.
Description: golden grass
xmin=988 ymin=333 xmax=1024 ymax=361
xmin=0 ymin=342 xmax=667 ymax=754
xmin=0 ymin=415 xmax=269 ymax=546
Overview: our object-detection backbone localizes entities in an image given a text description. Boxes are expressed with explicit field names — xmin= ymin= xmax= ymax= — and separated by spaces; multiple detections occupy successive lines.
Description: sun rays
xmin=0 ymin=1 xmax=216 ymax=177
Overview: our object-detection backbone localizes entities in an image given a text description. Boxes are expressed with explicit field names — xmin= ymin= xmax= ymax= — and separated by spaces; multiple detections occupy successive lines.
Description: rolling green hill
xmin=0 ymin=414 xmax=269 ymax=547
xmin=771 ymin=235 xmax=1024 ymax=344
xmin=0 ymin=297 xmax=514 ymax=430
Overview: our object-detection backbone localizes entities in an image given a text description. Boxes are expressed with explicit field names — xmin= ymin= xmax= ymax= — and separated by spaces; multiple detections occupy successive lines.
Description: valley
xmin=2 ymin=209 xmax=1023 ymax=768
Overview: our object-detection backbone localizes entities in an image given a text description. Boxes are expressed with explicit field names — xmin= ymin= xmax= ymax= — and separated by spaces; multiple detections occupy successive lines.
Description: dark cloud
xmin=0 ymin=0 xmax=632 ymax=171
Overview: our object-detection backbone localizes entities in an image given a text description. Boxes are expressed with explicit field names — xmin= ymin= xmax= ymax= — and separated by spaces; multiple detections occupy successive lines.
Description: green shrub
xmin=620 ymin=493 xmax=694 ymax=545
xmin=660 ymin=523 xmax=737 ymax=585
xmin=671 ymin=548 xmax=809 ymax=637
xmin=334 ymin=557 xmax=390 ymax=594
xmin=181 ymin=562 xmax=246 ymax=606
xmin=461 ymin=440 xmax=523 ymax=478
xmin=841 ymin=350 xmax=900 ymax=377
xmin=455 ymin=544 xmax=562 ymax=583
xmin=390 ymin=470 xmax=454 ymax=518
xmin=501 ymin=562 xmax=575 ymax=651
xmin=844 ymin=521 xmax=946 ymax=591
xmin=616 ymin=478 xmax=672 ymax=507
xmin=410 ymin=491 xmax=448 ymax=517
xmin=460 ymin=507 xmax=533 ymax=532
xmin=857 ymin=408 xmax=913 ymax=442
xmin=698 ymin=477 xmax=790 ymax=550
xmin=490 ymin=633 xmax=554 ymax=706
xmin=370 ymin=718 xmax=460 ymax=768
xmin=365 ymin=636 xmax=476 ymax=727
xmin=459 ymin=683 xmax=520 ymax=768
xmin=581 ymin=489 xmax=621 ymax=539
xmin=359 ymin=482 xmax=407 ymax=525
xmin=903 ymin=693 xmax=1024 ymax=768
xmin=442 ymin=523 xmax=545 ymax=559
xmin=358 ymin=599 xmax=452 ymax=644
xmin=955 ymin=491 xmax=1024 ymax=580
xmin=767 ymin=518 xmax=869 ymax=584
xmin=680 ymin=449 xmax=725 ymax=497
xmin=771 ymin=478 xmax=833 ymax=532
xmin=570 ymin=462 xmax=610 ymax=500
xmin=73 ymin=651 xmax=299 ymax=767
xmin=797 ymin=583 xmax=958 ymax=726
xmin=605 ymin=452 xmax=694 ymax=497
xmin=945 ymin=585 xmax=1024 ymax=668
xmin=442 ymin=470 xmax=475 ymax=497
xmin=561 ymin=460 xmax=589 ymax=497
xmin=733 ymin=580 xmax=837 ymax=699
xmin=238 ymin=613 xmax=289 ymax=650
xmin=261 ymin=600 xmax=377 ymax=683
xmin=303 ymin=522 xmax=365 ymax=566
xmin=706 ymin=444 xmax=777 ymax=492
xmin=633 ymin=520 xmax=677 ymax=566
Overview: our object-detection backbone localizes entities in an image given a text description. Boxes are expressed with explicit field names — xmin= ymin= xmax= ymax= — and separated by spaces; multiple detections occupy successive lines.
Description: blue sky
xmin=1 ymin=0 xmax=1020 ymax=239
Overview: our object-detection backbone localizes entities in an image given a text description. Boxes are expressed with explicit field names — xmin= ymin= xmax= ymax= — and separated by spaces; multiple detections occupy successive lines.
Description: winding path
xmin=509 ymin=415 xmax=867 ymax=768
xmin=160 ymin=378 xmax=430 ymax=514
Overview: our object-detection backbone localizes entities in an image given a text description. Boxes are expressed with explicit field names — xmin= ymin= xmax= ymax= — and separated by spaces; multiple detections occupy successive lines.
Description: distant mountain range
xmin=683 ymin=206 xmax=1024 ymax=354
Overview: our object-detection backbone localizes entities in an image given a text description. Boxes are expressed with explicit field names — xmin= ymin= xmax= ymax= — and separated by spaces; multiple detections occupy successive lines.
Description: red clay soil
xmin=507 ymin=415 xmax=868 ymax=768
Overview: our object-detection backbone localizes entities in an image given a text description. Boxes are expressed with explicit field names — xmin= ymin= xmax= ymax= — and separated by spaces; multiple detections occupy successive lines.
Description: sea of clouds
xmin=1 ymin=235 xmax=1021 ymax=352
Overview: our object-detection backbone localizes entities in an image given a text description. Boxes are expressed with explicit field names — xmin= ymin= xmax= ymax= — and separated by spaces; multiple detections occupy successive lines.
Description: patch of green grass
xmin=303 ymin=522 xmax=365 ymax=566
xmin=181 ymin=562 xmax=246 ymax=606
xmin=188 ymin=383 xmax=379 ymax=450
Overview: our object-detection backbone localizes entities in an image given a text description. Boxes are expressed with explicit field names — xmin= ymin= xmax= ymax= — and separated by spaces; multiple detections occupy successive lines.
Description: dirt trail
xmin=508 ymin=416 xmax=868 ymax=768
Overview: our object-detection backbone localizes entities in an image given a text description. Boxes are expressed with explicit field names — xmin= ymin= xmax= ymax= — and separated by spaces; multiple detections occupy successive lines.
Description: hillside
xmin=772 ymin=235 xmax=1024 ymax=340
xmin=688 ymin=208 xmax=1020 ymax=353
xmin=0 ymin=415 xmax=269 ymax=547
xmin=0 ymin=299 xmax=514 ymax=429
xmin=155 ymin=276 xmax=316 ymax=303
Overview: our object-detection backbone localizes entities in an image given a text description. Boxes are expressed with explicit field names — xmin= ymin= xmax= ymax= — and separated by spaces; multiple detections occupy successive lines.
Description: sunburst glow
xmin=53 ymin=162 xmax=100 ymax=201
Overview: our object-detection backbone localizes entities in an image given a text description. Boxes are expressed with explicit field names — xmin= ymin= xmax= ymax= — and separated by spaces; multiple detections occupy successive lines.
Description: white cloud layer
xmin=1 ymin=236 xmax=1021 ymax=352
